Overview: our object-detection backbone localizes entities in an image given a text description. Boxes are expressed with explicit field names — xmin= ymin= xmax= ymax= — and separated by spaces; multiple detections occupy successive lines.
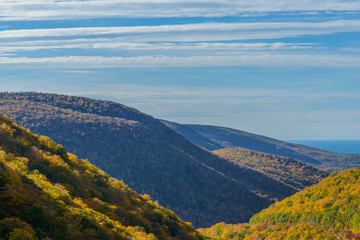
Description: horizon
xmin=1 ymin=0 xmax=360 ymax=140
xmin=2 ymin=90 xmax=360 ymax=142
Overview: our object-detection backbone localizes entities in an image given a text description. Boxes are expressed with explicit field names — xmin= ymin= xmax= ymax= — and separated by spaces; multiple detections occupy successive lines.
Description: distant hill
xmin=213 ymin=148 xmax=329 ymax=191
xmin=0 ymin=92 xmax=299 ymax=227
xmin=200 ymin=168 xmax=360 ymax=239
xmin=165 ymin=123 xmax=360 ymax=172
xmin=160 ymin=120 xmax=223 ymax=151
xmin=0 ymin=114 xmax=204 ymax=240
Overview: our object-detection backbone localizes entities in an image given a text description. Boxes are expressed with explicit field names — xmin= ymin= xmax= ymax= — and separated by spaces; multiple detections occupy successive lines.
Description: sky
xmin=0 ymin=0 xmax=360 ymax=140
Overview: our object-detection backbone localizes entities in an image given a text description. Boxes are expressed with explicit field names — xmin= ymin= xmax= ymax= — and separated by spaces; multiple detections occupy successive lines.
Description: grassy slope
xmin=0 ymin=92 xmax=297 ymax=227
xmin=0 ymin=114 xmax=204 ymax=240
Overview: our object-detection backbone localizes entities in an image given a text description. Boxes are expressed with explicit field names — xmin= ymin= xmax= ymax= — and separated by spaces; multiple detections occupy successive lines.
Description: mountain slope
xmin=160 ymin=120 xmax=223 ymax=151
xmin=0 ymin=114 xmax=204 ymax=240
xmin=213 ymin=148 xmax=329 ymax=191
xmin=166 ymin=123 xmax=360 ymax=172
xmin=179 ymin=124 xmax=322 ymax=165
xmin=200 ymin=168 xmax=360 ymax=239
xmin=0 ymin=92 xmax=298 ymax=227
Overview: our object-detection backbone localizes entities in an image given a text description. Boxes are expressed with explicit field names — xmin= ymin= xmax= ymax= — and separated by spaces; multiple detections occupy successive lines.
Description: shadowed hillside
xmin=161 ymin=120 xmax=223 ymax=151
xmin=0 ymin=92 xmax=299 ymax=227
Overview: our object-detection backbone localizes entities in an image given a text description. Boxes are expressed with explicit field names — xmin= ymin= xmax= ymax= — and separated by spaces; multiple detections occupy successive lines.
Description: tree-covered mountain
xmin=165 ymin=123 xmax=360 ymax=172
xmin=199 ymin=168 xmax=360 ymax=239
xmin=213 ymin=148 xmax=329 ymax=191
xmin=0 ymin=92 xmax=299 ymax=227
xmin=0 ymin=114 xmax=204 ymax=240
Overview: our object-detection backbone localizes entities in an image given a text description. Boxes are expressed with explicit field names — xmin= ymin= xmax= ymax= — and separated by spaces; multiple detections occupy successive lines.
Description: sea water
xmin=288 ymin=140 xmax=360 ymax=154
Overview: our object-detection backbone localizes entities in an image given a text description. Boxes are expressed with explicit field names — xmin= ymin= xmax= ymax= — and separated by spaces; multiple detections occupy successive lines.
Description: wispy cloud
xmin=0 ymin=52 xmax=15 ymax=56
xmin=0 ymin=54 xmax=359 ymax=68
xmin=0 ymin=20 xmax=356 ymax=63
xmin=0 ymin=0 xmax=359 ymax=20
xmin=0 ymin=19 xmax=357 ymax=69
xmin=2 ymin=20 xmax=360 ymax=41
xmin=0 ymin=41 xmax=314 ymax=53
xmin=59 ymin=70 xmax=96 ymax=74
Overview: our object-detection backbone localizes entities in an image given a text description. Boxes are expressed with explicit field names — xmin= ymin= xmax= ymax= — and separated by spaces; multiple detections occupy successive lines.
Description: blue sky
xmin=1 ymin=0 xmax=360 ymax=140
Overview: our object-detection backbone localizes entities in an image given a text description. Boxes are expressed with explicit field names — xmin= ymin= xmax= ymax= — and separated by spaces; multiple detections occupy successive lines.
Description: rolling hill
xmin=0 ymin=92 xmax=303 ymax=227
xmin=213 ymin=148 xmax=329 ymax=191
xmin=0 ymin=114 xmax=204 ymax=240
xmin=164 ymin=122 xmax=360 ymax=172
xmin=199 ymin=167 xmax=360 ymax=239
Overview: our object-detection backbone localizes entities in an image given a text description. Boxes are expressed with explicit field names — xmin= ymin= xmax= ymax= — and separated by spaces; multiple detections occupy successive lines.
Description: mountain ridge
xmin=164 ymin=121 xmax=360 ymax=172
xmin=0 ymin=92 xmax=302 ymax=227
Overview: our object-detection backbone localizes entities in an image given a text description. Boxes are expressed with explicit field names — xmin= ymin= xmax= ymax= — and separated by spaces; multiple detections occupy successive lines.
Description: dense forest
xmin=0 ymin=114 xmax=204 ymax=240
xmin=199 ymin=168 xmax=360 ymax=239
xmin=0 ymin=92 xmax=304 ymax=227
xmin=213 ymin=148 xmax=329 ymax=191
xmin=166 ymin=123 xmax=360 ymax=172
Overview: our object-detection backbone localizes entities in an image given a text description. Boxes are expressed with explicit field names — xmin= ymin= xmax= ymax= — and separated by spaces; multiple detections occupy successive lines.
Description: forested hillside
xmin=213 ymin=148 xmax=329 ymax=191
xmin=0 ymin=92 xmax=298 ymax=227
xmin=200 ymin=168 xmax=360 ymax=239
xmin=0 ymin=114 xmax=204 ymax=240
xmin=167 ymin=123 xmax=360 ymax=172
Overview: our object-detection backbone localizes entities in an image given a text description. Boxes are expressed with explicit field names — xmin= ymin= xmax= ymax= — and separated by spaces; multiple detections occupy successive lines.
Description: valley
xmin=0 ymin=92 xmax=359 ymax=239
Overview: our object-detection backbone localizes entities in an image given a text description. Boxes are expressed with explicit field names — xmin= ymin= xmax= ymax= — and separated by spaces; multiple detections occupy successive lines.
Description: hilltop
xmin=0 ymin=92 xmax=301 ymax=227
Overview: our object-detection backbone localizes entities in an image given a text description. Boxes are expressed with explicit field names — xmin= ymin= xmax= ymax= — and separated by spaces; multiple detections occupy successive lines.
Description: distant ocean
xmin=288 ymin=140 xmax=360 ymax=154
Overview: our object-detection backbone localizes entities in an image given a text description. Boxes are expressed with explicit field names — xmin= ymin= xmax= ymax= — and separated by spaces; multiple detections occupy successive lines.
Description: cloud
xmin=0 ymin=54 xmax=359 ymax=68
xmin=343 ymin=47 xmax=360 ymax=52
xmin=0 ymin=20 xmax=356 ymax=64
xmin=0 ymin=41 xmax=314 ymax=53
xmin=0 ymin=52 xmax=15 ymax=56
xmin=0 ymin=0 xmax=359 ymax=20
xmin=59 ymin=70 xmax=96 ymax=74
xmin=2 ymin=20 xmax=360 ymax=41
